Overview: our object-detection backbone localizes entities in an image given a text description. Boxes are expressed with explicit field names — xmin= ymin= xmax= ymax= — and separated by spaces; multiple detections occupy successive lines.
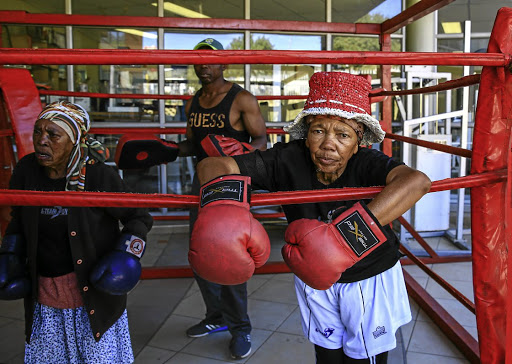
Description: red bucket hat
xmin=284 ymin=72 xmax=385 ymax=145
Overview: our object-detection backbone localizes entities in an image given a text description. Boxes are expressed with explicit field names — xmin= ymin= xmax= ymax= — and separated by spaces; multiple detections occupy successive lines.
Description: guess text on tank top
xmin=188 ymin=112 xmax=226 ymax=129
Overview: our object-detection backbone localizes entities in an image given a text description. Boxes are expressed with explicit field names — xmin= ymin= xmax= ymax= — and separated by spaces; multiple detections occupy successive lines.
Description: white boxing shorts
xmin=294 ymin=261 xmax=411 ymax=359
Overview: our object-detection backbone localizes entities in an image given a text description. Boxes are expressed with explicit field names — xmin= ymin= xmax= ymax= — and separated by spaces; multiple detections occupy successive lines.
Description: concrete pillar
xmin=405 ymin=0 xmax=436 ymax=53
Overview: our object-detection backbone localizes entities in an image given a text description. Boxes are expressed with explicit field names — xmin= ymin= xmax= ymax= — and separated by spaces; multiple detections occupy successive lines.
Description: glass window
xmin=1 ymin=25 xmax=68 ymax=90
xmin=73 ymin=27 xmax=158 ymax=50
xmin=161 ymin=0 xmax=243 ymax=19
xmin=332 ymin=36 xmax=401 ymax=76
xmin=251 ymin=0 xmax=325 ymax=21
xmin=164 ymin=32 xmax=243 ymax=50
xmin=438 ymin=0 xmax=507 ymax=34
xmin=246 ymin=34 xmax=323 ymax=127
xmin=2 ymin=0 xmax=65 ymax=13
xmin=332 ymin=0 xmax=402 ymax=23
xmin=2 ymin=25 xmax=66 ymax=49
xmin=437 ymin=38 xmax=463 ymax=53
xmin=71 ymin=27 xmax=159 ymax=119
xmin=72 ymin=0 xmax=158 ymax=16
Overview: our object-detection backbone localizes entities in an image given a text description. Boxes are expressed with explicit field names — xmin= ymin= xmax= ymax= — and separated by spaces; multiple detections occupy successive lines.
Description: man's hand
xmin=201 ymin=134 xmax=254 ymax=157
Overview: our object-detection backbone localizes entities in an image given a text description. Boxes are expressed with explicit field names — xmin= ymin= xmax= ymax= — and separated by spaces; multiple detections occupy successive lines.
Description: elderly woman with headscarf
xmin=0 ymin=101 xmax=153 ymax=363
xmin=189 ymin=72 xmax=432 ymax=363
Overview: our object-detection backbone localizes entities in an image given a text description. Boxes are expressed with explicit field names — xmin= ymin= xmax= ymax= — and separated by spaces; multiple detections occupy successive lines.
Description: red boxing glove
xmin=282 ymin=202 xmax=387 ymax=290
xmin=189 ymin=175 xmax=270 ymax=285
xmin=115 ymin=134 xmax=179 ymax=169
xmin=200 ymin=134 xmax=254 ymax=157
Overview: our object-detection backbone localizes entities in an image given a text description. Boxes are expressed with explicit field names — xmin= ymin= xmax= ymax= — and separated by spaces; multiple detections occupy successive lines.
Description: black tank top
xmin=188 ymin=83 xmax=251 ymax=161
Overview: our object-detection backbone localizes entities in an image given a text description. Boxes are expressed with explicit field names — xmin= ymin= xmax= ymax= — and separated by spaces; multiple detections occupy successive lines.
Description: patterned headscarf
xmin=37 ymin=101 xmax=109 ymax=191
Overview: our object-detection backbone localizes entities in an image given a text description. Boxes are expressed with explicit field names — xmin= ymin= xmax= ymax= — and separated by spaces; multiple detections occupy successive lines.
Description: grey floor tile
xmin=0 ymin=320 xmax=25 ymax=363
xmin=425 ymin=278 xmax=474 ymax=302
xmin=172 ymin=289 xmax=207 ymax=320
xmin=4 ymin=352 xmax=25 ymax=364
xmin=399 ymin=320 xmax=415 ymax=350
xmin=431 ymin=262 xmax=473 ymax=282
xmin=246 ymin=332 xmax=314 ymax=364
xmin=134 ymin=346 xmax=176 ymax=363
xmin=402 ymin=263 xmax=432 ymax=279
xmin=248 ymin=298 xmax=296 ymax=331
xmin=276 ymin=307 xmax=304 ymax=336
xmin=180 ymin=331 xmax=234 ymax=362
xmin=434 ymin=298 xmax=477 ymax=328
xmin=182 ymin=281 xmax=200 ymax=299
xmin=247 ymin=275 xmax=272 ymax=295
xmin=128 ymin=278 xmax=193 ymax=355
xmin=0 ymin=300 xmax=25 ymax=320
xmin=148 ymin=314 xmax=197 ymax=352
xmin=269 ymin=272 xmax=295 ymax=283
xmin=406 ymin=351 xmax=470 ymax=363
xmin=388 ymin=327 xmax=407 ymax=363
xmin=408 ymin=320 xmax=466 ymax=358
xmin=250 ymin=277 xmax=297 ymax=305
xmin=164 ymin=352 xmax=233 ymax=364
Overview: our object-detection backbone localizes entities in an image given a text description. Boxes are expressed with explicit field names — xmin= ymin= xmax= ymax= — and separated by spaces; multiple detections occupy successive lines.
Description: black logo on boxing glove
xmin=335 ymin=210 xmax=381 ymax=256
xmin=201 ymin=180 xmax=245 ymax=207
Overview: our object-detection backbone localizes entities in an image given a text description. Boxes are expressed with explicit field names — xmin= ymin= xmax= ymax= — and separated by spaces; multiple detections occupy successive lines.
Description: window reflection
xmin=333 ymin=0 xmax=401 ymax=23
xmin=161 ymin=0 xmax=243 ymax=19
xmin=251 ymin=0 xmax=325 ymax=21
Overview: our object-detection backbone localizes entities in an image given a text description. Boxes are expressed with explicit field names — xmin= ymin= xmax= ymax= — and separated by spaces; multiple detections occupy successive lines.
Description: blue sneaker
xmin=186 ymin=321 xmax=228 ymax=337
xmin=230 ymin=334 xmax=251 ymax=359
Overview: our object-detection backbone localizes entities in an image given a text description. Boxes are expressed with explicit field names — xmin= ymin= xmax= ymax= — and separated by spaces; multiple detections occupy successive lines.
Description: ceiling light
xmin=115 ymin=29 xmax=158 ymax=39
xmin=441 ymin=22 xmax=462 ymax=34
xmin=151 ymin=2 xmax=210 ymax=18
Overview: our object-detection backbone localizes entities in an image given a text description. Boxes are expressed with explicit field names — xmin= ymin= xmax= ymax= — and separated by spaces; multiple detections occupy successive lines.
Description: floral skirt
xmin=25 ymin=303 xmax=134 ymax=364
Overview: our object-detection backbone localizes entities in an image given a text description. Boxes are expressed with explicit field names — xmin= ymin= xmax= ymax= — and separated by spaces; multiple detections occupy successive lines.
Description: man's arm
xmin=367 ymin=165 xmax=431 ymax=226
xmin=196 ymin=156 xmax=240 ymax=184
xmin=178 ymin=98 xmax=198 ymax=157
xmin=236 ymin=90 xmax=267 ymax=151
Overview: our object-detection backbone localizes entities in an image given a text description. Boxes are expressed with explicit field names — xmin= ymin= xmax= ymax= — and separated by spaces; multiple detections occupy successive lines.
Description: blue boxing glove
xmin=89 ymin=234 xmax=146 ymax=295
xmin=0 ymin=235 xmax=31 ymax=300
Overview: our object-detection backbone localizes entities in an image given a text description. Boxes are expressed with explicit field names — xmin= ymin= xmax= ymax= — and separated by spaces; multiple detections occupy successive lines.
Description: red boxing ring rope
xmin=0 ymin=170 xmax=505 ymax=208
xmin=0 ymin=48 xmax=509 ymax=67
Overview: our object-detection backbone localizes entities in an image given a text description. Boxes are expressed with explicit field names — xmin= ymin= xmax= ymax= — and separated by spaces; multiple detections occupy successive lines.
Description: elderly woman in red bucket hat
xmin=190 ymin=72 xmax=431 ymax=363
xmin=0 ymin=101 xmax=153 ymax=363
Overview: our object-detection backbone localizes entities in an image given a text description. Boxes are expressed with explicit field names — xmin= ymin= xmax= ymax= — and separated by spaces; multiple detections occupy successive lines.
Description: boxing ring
xmin=0 ymin=3 xmax=511 ymax=363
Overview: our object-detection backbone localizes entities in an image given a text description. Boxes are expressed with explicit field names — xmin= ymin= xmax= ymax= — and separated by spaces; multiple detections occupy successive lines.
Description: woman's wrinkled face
xmin=305 ymin=115 xmax=359 ymax=184
xmin=33 ymin=119 xmax=74 ymax=178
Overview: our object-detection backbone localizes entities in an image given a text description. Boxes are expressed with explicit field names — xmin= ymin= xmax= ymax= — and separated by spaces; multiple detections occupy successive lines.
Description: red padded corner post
xmin=470 ymin=7 xmax=512 ymax=364
xmin=0 ymin=68 xmax=41 ymax=158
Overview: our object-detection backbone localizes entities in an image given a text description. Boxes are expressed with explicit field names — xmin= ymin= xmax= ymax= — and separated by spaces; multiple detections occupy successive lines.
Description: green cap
xmin=193 ymin=38 xmax=224 ymax=50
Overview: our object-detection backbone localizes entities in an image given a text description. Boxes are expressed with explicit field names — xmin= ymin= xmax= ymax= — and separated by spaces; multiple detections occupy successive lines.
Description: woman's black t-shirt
xmin=233 ymin=139 xmax=404 ymax=283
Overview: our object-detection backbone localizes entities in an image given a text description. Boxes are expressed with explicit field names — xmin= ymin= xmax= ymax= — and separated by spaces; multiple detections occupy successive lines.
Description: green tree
xmin=224 ymin=35 xmax=274 ymax=80
xmin=228 ymin=35 xmax=274 ymax=50
xmin=332 ymin=13 xmax=401 ymax=73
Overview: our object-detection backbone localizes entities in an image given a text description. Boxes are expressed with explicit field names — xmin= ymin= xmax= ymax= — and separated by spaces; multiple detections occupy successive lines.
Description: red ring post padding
xmin=0 ymin=68 xmax=39 ymax=158
xmin=470 ymin=7 xmax=512 ymax=364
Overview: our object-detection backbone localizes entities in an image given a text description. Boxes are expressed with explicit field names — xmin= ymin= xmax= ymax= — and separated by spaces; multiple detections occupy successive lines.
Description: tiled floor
xmin=0 ymin=221 xmax=475 ymax=364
